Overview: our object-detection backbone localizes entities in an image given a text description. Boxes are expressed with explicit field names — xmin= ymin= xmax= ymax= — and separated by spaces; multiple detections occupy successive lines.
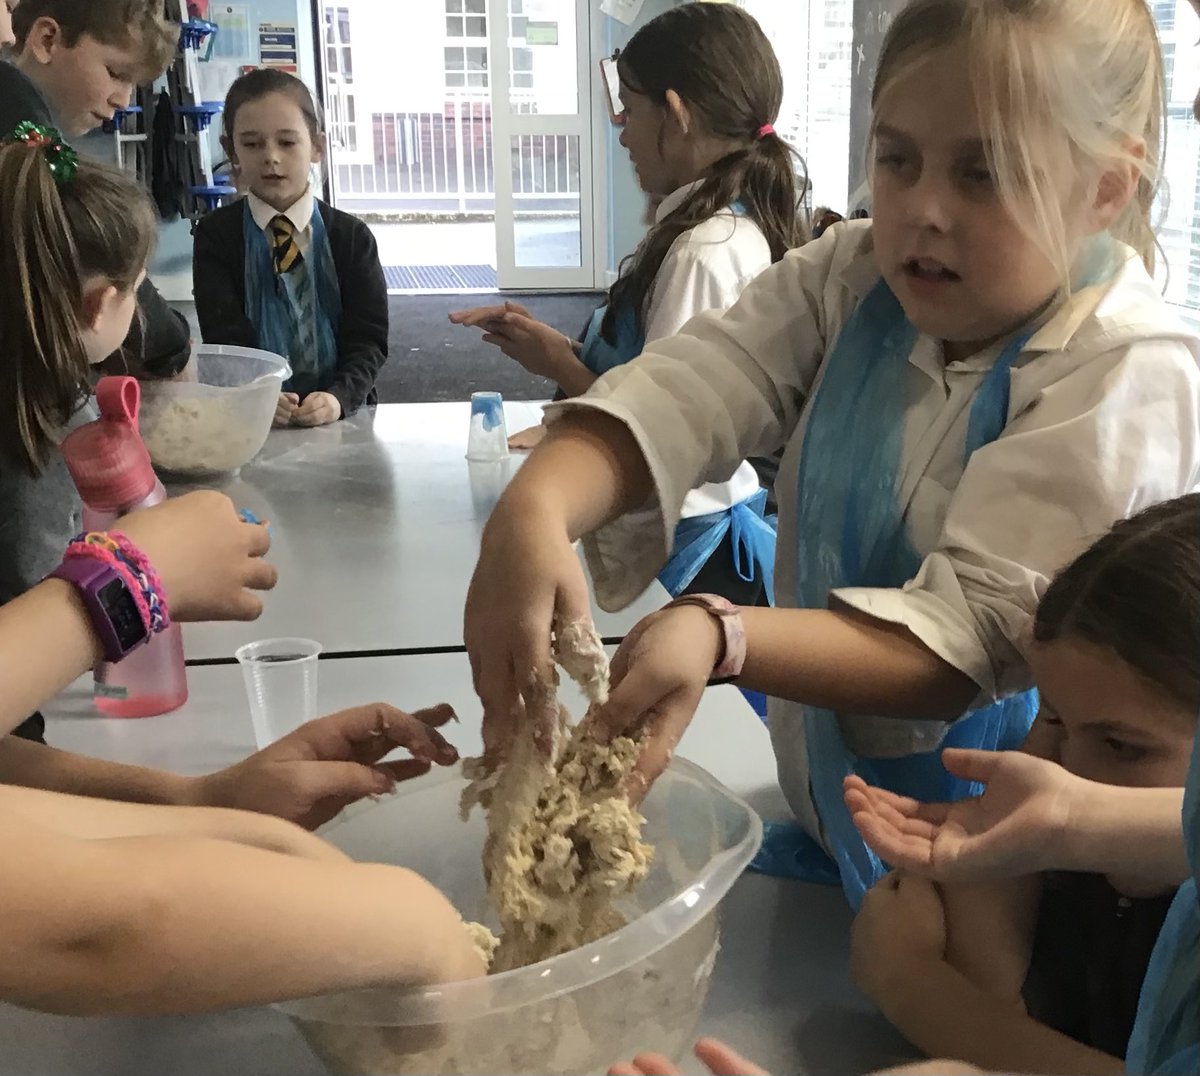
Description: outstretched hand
xmin=195 ymin=703 xmax=460 ymax=830
xmin=843 ymin=748 xmax=1080 ymax=882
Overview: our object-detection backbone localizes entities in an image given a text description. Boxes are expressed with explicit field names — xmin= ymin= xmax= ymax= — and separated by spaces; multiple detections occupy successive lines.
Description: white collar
xmin=654 ymin=180 xmax=705 ymax=223
xmin=248 ymin=186 xmax=315 ymax=234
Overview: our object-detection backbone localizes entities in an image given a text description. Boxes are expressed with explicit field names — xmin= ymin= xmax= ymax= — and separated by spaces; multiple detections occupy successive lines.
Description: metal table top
xmin=176 ymin=403 xmax=669 ymax=662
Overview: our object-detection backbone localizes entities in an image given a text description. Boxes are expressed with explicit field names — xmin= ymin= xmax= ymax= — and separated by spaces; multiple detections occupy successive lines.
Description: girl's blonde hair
xmin=871 ymin=0 xmax=1164 ymax=282
xmin=0 ymin=142 xmax=156 ymax=474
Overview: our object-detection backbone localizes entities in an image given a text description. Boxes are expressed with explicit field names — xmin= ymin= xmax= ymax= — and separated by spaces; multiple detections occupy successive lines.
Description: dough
xmin=460 ymin=619 xmax=653 ymax=972
xmin=462 ymin=919 xmax=499 ymax=968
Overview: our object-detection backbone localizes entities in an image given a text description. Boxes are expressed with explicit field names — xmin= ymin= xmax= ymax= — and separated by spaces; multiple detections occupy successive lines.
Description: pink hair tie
xmin=756 ymin=123 xmax=775 ymax=140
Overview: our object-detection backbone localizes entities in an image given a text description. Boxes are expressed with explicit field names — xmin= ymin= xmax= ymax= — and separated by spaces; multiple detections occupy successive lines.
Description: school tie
xmin=269 ymin=214 xmax=301 ymax=275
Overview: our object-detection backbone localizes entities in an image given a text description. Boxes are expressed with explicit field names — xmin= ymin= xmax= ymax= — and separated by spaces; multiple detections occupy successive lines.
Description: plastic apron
xmin=752 ymin=278 xmax=1039 ymax=908
xmin=1126 ymin=715 xmax=1200 ymax=1075
xmin=579 ymin=298 xmax=776 ymax=602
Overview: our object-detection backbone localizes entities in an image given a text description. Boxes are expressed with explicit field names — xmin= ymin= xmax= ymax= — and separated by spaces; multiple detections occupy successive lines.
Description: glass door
xmin=488 ymin=0 xmax=595 ymax=289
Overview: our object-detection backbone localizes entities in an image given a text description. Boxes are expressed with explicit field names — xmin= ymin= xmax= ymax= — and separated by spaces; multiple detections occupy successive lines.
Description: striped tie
xmin=269 ymin=214 xmax=301 ymax=275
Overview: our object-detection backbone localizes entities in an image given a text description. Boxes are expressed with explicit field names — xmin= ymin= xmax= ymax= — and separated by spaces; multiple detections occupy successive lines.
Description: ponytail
xmin=0 ymin=140 xmax=156 ymax=474
xmin=604 ymin=134 xmax=806 ymax=342
xmin=601 ymin=3 xmax=806 ymax=343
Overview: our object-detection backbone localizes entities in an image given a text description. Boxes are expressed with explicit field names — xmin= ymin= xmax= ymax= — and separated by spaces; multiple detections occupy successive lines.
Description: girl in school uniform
xmin=451 ymin=3 xmax=806 ymax=606
xmin=464 ymin=0 xmax=1200 ymax=908
xmin=193 ymin=69 xmax=388 ymax=428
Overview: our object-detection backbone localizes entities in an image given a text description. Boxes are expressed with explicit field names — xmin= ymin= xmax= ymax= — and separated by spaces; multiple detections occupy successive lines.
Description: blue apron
xmin=1126 ymin=715 xmax=1200 ymax=1075
xmin=752 ymin=279 xmax=1040 ymax=908
xmin=579 ymin=291 xmax=776 ymax=602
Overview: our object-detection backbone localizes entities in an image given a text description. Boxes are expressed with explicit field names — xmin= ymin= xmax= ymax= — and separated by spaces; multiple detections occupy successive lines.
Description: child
xmin=451 ymin=3 xmax=804 ymax=606
xmin=849 ymin=495 xmax=1199 ymax=1074
xmin=0 ymin=494 xmax=486 ymax=1014
xmin=848 ymin=732 xmax=1200 ymax=1075
xmin=611 ymin=497 xmax=1200 ymax=1076
xmin=464 ymin=0 xmax=1200 ymax=907
xmin=0 ymin=0 xmax=191 ymax=743
xmin=1 ymin=0 xmax=191 ymax=380
xmin=193 ymin=68 xmax=388 ymax=429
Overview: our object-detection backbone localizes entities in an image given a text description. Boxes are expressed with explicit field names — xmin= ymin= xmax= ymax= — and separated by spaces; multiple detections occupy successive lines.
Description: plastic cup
xmin=235 ymin=638 xmax=322 ymax=748
xmin=467 ymin=391 xmax=509 ymax=461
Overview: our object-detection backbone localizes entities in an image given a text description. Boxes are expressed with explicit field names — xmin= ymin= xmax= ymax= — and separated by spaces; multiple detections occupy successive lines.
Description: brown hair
xmin=0 ymin=142 xmax=156 ymax=474
xmin=13 ymin=1 xmax=177 ymax=82
xmin=222 ymin=68 xmax=324 ymax=144
xmin=1034 ymin=494 xmax=1200 ymax=711
xmin=603 ymin=3 xmax=806 ymax=343
xmin=871 ymin=0 xmax=1164 ymax=283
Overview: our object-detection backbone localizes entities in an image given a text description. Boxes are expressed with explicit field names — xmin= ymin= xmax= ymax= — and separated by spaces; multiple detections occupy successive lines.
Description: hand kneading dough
xmin=460 ymin=620 xmax=652 ymax=972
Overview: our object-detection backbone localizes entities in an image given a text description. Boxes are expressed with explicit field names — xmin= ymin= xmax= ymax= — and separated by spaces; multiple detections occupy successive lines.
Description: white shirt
xmin=548 ymin=219 xmax=1200 ymax=841
xmin=620 ymin=181 xmax=769 ymax=519
xmin=248 ymin=185 xmax=315 ymax=256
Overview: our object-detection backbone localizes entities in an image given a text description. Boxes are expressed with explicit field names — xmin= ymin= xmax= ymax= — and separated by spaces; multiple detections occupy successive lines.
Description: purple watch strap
xmin=48 ymin=557 xmax=143 ymax=663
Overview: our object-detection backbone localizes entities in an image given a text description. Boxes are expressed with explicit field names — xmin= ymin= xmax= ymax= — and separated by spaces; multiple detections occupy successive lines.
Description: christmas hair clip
xmin=5 ymin=121 xmax=79 ymax=186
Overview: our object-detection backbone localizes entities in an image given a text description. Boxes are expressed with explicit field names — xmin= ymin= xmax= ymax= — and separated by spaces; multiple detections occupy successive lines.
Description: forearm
xmin=0 ymin=580 xmax=104 ymax=732
xmin=737 ymin=606 xmax=978 ymax=721
xmin=876 ymin=958 xmax=1122 ymax=1075
xmin=551 ymin=346 xmax=599 ymax=397
xmin=498 ymin=411 xmax=654 ymax=540
xmin=1061 ymin=783 xmax=1188 ymax=887
xmin=0 ymin=782 xmax=343 ymax=862
xmin=0 ymin=734 xmax=194 ymax=806
xmin=941 ymin=876 xmax=1039 ymax=999
xmin=3 ymin=828 xmax=470 ymax=1016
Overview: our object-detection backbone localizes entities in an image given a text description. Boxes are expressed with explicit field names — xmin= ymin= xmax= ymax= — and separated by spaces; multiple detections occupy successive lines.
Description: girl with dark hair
xmin=193 ymin=68 xmax=388 ymax=428
xmin=452 ymin=3 xmax=806 ymax=605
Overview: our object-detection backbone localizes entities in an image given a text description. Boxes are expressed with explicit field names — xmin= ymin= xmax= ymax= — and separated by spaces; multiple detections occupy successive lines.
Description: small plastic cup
xmin=235 ymin=638 xmax=322 ymax=748
xmin=467 ymin=391 xmax=509 ymax=461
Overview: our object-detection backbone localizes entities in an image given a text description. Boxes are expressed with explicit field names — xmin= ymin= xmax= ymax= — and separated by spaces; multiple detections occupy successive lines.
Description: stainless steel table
xmin=0 ymin=654 xmax=914 ymax=1076
xmin=176 ymin=402 xmax=669 ymax=661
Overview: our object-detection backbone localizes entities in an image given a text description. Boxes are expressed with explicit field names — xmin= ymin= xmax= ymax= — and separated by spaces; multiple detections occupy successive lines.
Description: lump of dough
xmin=460 ymin=619 xmax=652 ymax=973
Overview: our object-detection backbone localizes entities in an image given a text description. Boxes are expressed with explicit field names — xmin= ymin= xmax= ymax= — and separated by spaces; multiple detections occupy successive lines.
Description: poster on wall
xmin=209 ymin=3 xmax=250 ymax=59
xmin=259 ymin=22 xmax=299 ymax=73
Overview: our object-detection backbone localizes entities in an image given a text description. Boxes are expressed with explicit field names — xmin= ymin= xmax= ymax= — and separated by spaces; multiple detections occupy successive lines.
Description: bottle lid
xmin=61 ymin=377 xmax=157 ymax=513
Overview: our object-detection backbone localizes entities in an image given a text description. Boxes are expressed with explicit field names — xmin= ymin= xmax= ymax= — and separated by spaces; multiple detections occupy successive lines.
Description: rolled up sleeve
xmin=545 ymin=223 xmax=871 ymax=608
xmin=834 ymin=338 xmax=1200 ymax=700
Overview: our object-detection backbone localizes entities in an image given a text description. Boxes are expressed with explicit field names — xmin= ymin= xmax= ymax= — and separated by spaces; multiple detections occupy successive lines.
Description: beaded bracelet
xmin=63 ymin=531 xmax=171 ymax=636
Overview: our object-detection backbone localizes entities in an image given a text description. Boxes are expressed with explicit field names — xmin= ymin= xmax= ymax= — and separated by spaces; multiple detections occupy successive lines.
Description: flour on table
xmin=460 ymin=619 xmax=653 ymax=972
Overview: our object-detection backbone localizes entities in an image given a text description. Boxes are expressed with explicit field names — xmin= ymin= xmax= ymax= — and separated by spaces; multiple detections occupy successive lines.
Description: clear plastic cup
xmin=235 ymin=638 xmax=322 ymax=748
xmin=466 ymin=391 xmax=509 ymax=461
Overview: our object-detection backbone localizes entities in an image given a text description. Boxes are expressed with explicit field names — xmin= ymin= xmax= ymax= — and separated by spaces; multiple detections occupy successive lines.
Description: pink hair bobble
xmin=756 ymin=123 xmax=775 ymax=140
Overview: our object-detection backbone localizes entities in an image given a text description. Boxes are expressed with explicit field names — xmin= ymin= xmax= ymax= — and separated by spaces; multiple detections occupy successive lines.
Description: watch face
xmin=98 ymin=578 xmax=148 ymax=650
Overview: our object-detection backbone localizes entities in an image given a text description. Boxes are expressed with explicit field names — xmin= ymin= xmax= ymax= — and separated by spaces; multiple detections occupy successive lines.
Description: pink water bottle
xmin=60 ymin=378 xmax=189 ymax=717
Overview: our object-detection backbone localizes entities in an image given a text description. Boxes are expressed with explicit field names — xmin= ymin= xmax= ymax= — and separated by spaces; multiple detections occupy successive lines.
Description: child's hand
xmin=465 ymin=489 xmax=593 ymax=760
xmin=118 ymin=490 xmax=276 ymax=622
xmin=587 ymin=605 xmax=724 ymax=802
xmin=852 ymin=872 xmax=946 ymax=1005
xmin=274 ymin=391 xmax=300 ymax=427
xmin=193 ymin=703 xmax=460 ymax=829
xmin=609 ymin=1038 xmax=768 ymax=1075
xmin=449 ymin=300 xmax=533 ymax=329
xmin=508 ymin=423 xmax=548 ymax=451
xmin=844 ymin=748 xmax=1079 ymax=882
xmin=292 ymin=391 xmax=342 ymax=427
xmin=481 ymin=310 xmax=576 ymax=380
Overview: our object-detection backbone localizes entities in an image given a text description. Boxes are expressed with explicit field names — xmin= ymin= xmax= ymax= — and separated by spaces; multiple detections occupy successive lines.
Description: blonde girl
xmin=464 ymin=0 xmax=1200 ymax=907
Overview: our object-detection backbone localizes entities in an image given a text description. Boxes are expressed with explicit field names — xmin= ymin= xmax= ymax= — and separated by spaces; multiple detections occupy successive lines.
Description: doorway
xmin=316 ymin=0 xmax=595 ymax=293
